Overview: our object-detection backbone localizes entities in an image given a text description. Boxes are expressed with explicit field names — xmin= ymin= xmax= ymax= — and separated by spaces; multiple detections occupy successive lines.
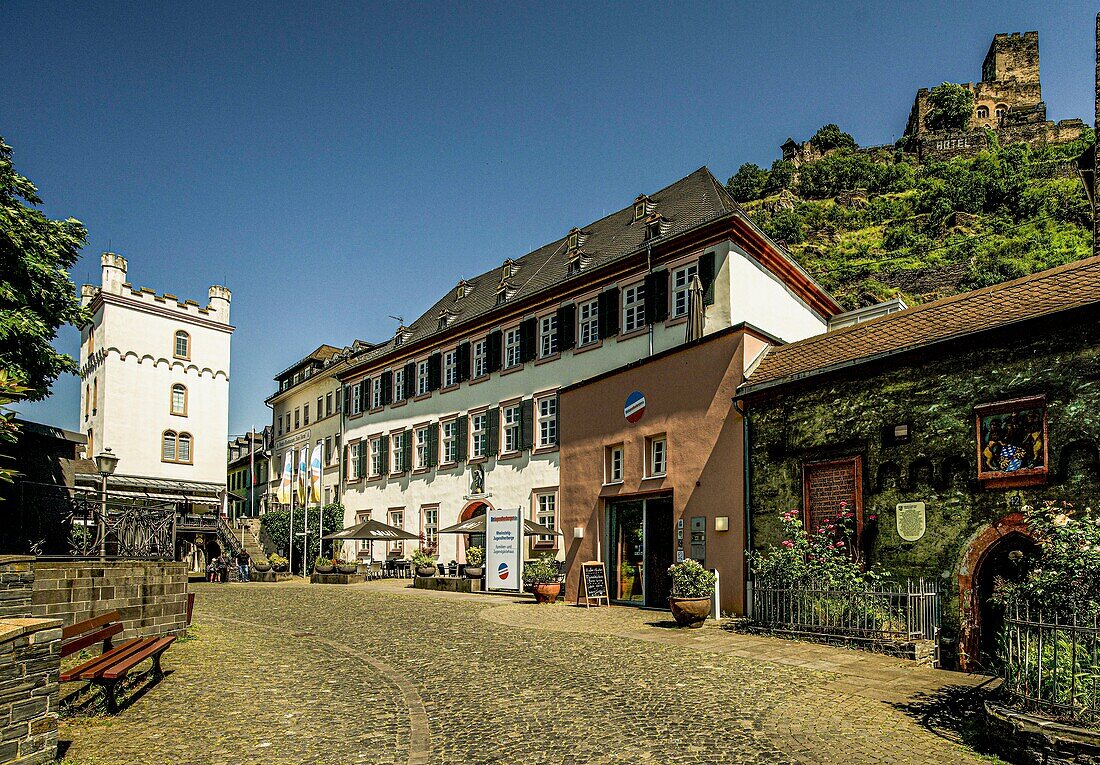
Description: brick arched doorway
xmin=957 ymin=512 xmax=1037 ymax=670
xmin=457 ymin=500 xmax=492 ymax=563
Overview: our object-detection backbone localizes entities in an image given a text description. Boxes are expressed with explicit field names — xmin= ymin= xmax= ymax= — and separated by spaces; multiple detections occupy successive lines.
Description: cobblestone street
xmin=58 ymin=580 xmax=1003 ymax=765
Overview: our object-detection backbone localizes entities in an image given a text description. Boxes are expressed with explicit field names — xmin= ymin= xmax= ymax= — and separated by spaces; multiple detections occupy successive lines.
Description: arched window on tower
xmin=976 ymin=105 xmax=989 ymax=119
xmin=174 ymin=330 xmax=190 ymax=360
xmin=171 ymin=384 xmax=187 ymax=416
xmin=995 ymin=104 xmax=1007 ymax=119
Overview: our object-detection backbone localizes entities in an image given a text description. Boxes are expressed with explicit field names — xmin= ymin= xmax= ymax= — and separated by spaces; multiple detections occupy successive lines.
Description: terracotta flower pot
xmin=669 ymin=596 xmax=712 ymax=628
xmin=416 ymin=565 xmax=438 ymax=578
xmin=464 ymin=566 xmax=484 ymax=579
xmin=532 ymin=583 xmax=559 ymax=604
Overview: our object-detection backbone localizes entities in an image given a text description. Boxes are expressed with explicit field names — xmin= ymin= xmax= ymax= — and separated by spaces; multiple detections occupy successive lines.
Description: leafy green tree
xmin=809 ymin=124 xmax=857 ymax=153
xmin=0 ymin=137 xmax=88 ymax=399
xmin=923 ymin=83 xmax=974 ymax=132
xmin=726 ymin=163 xmax=768 ymax=202
xmin=0 ymin=371 xmax=32 ymax=489
xmin=762 ymin=159 xmax=796 ymax=196
xmin=261 ymin=503 xmax=347 ymax=571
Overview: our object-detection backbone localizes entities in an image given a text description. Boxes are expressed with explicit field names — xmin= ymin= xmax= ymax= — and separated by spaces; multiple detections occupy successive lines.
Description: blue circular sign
xmin=624 ymin=391 xmax=647 ymax=423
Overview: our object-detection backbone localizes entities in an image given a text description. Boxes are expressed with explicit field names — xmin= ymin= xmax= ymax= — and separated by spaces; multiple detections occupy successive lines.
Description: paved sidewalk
xmin=57 ymin=579 xmax=1003 ymax=765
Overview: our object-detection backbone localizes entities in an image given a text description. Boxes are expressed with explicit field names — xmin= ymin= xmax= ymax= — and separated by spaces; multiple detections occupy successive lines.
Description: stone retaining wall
xmin=0 ymin=618 xmax=62 ymax=765
xmin=985 ymin=702 xmax=1100 ymax=765
xmin=0 ymin=558 xmax=35 ymax=621
xmin=31 ymin=561 xmax=188 ymax=638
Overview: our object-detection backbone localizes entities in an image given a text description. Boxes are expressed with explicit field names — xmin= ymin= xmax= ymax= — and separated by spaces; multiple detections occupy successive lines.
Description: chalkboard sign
xmin=579 ymin=561 xmax=609 ymax=607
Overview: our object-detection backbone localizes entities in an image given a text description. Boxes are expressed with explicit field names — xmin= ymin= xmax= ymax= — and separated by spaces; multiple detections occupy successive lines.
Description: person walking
xmin=216 ymin=553 xmax=229 ymax=583
xmin=236 ymin=548 xmax=251 ymax=583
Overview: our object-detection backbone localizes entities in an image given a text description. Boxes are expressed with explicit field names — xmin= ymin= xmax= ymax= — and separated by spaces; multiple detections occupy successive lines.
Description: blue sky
xmin=6 ymin=1 xmax=1097 ymax=435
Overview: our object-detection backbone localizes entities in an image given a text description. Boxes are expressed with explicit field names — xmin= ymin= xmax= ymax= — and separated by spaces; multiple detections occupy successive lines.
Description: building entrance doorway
xmin=974 ymin=531 xmax=1039 ymax=668
xmin=606 ymin=495 xmax=673 ymax=607
xmin=458 ymin=500 xmax=490 ymax=562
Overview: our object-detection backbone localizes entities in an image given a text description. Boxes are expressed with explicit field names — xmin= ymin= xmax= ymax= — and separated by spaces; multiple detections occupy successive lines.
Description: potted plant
xmin=269 ymin=553 xmax=289 ymax=573
xmin=667 ymin=559 xmax=716 ymax=628
xmin=464 ymin=546 xmax=485 ymax=579
xmin=314 ymin=556 xmax=335 ymax=574
xmin=522 ymin=554 xmax=561 ymax=604
xmin=252 ymin=557 xmax=271 ymax=572
xmin=335 ymin=558 xmax=358 ymax=575
xmin=411 ymin=547 xmax=437 ymax=578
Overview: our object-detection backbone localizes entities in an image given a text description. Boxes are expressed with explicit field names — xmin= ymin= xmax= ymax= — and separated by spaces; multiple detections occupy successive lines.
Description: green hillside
xmin=727 ymin=126 xmax=1095 ymax=310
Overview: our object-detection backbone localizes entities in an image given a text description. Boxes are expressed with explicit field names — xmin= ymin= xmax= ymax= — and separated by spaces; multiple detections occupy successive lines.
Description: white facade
xmin=78 ymin=253 xmax=233 ymax=485
xmin=339 ymin=238 xmax=831 ymax=566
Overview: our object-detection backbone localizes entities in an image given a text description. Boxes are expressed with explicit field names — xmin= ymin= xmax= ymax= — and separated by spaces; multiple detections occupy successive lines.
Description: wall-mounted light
xmin=573 ymin=526 xmax=584 ymax=539
xmin=715 ymin=516 xmax=729 ymax=532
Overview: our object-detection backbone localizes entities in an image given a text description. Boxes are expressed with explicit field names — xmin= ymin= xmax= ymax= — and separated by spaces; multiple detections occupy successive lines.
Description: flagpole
xmin=288 ymin=466 xmax=295 ymax=576
xmin=249 ymin=427 xmax=255 ymax=518
xmin=318 ymin=440 xmax=324 ymax=561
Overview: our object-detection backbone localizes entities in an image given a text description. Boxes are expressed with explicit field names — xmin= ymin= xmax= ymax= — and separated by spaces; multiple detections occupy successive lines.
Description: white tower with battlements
xmin=78 ymin=253 xmax=234 ymax=486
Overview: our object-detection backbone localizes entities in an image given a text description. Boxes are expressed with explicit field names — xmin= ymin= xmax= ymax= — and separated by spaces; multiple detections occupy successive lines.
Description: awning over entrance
xmin=73 ymin=473 xmax=227 ymax=507
xmin=322 ymin=518 xmax=420 ymax=541
xmin=439 ymin=516 xmax=561 ymax=537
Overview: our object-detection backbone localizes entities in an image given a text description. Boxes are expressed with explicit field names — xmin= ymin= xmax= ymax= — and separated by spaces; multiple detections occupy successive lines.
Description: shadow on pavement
xmin=889 ymin=679 xmax=1002 ymax=757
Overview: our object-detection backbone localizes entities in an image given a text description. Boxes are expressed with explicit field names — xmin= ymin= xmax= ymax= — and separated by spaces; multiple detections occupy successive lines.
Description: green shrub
xmin=522 ymin=553 xmax=559 ymax=586
xmin=465 ymin=546 xmax=485 ymax=567
xmin=668 ymin=559 xmax=716 ymax=598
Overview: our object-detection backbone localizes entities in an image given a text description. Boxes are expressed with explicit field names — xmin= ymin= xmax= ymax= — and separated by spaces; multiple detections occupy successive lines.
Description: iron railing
xmin=11 ymin=482 xmax=176 ymax=560
xmin=1000 ymin=604 xmax=1100 ymax=726
xmin=750 ymin=577 xmax=941 ymax=644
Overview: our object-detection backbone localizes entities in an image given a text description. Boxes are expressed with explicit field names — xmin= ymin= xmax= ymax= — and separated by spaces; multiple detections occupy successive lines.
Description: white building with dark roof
xmin=335 ymin=167 xmax=840 ymax=567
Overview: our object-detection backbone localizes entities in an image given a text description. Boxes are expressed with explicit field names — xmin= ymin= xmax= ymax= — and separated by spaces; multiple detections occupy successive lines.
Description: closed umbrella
xmin=686 ymin=273 xmax=705 ymax=342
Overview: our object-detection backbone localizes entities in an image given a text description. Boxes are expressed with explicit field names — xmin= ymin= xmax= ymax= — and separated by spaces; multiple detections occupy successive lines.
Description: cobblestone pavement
xmin=59 ymin=579 xmax=1003 ymax=765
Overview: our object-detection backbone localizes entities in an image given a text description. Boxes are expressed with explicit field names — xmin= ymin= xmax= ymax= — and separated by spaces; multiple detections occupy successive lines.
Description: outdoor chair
xmin=369 ymin=561 xmax=382 ymax=580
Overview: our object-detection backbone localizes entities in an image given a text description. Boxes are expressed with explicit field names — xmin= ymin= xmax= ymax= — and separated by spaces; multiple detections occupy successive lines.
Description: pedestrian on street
xmin=236 ymin=548 xmax=251 ymax=582
xmin=216 ymin=553 xmax=229 ymax=583
xmin=206 ymin=558 xmax=217 ymax=583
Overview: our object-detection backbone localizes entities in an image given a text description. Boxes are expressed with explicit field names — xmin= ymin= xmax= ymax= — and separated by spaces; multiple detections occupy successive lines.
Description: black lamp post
xmin=94 ymin=448 xmax=119 ymax=560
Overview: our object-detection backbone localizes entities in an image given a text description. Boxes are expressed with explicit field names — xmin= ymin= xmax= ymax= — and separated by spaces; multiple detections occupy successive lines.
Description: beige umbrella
xmin=686 ymin=273 xmax=705 ymax=342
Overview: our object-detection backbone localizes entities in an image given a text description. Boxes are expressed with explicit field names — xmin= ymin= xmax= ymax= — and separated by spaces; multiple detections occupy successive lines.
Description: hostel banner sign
xmin=486 ymin=510 xmax=523 ymax=592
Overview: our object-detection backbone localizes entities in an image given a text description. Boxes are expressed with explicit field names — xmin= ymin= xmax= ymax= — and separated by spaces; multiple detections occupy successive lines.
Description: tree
xmin=0 ymin=136 xmax=88 ymax=399
xmin=923 ymin=82 xmax=974 ymax=132
xmin=726 ymin=163 xmax=768 ymax=202
xmin=809 ymin=124 xmax=857 ymax=153
xmin=762 ymin=159 xmax=796 ymax=196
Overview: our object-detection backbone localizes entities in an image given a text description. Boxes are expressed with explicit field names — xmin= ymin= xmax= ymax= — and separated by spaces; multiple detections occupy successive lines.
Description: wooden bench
xmin=60 ymin=611 xmax=176 ymax=713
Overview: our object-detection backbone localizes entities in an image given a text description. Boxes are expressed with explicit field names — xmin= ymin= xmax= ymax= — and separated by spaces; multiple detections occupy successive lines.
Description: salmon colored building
xmin=559 ymin=325 xmax=773 ymax=615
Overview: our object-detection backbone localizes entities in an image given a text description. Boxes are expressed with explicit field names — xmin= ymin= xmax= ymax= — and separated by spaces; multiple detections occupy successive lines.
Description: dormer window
xmin=500 ymin=258 xmax=517 ymax=281
xmin=455 ymin=280 xmax=470 ymax=300
xmin=633 ymin=194 xmax=651 ymax=222
xmin=644 ymin=213 xmax=667 ymax=242
xmin=567 ymin=229 xmax=580 ymax=251
xmin=437 ymin=310 xmax=455 ymax=331
xmin=394 ymin=326 xmax=410 ymax=347
xmin=568 ymin=259 xmax=582 ymax=276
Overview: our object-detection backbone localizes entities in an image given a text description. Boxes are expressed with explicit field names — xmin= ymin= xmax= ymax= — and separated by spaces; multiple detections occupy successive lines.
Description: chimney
xmin=208 ymin=285 xmax=232 ymax=323
xmin=100 ymin=252 xmax=127 ymax=295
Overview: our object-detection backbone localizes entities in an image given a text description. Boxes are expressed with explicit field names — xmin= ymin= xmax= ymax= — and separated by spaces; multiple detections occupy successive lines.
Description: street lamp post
xmin=94 ymin=448 xmax=119 ymax=561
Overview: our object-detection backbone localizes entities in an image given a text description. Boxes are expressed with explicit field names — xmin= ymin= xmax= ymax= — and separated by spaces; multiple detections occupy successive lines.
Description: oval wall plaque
xmin=896 ymin=502 xmax=927 ymax=542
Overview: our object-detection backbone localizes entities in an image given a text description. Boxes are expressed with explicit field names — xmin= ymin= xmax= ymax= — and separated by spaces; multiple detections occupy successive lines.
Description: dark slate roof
xmin=341 ymin=167 xmax=755 ymax=373
xmin=740 ymin=255 xmax=1100 ymax=394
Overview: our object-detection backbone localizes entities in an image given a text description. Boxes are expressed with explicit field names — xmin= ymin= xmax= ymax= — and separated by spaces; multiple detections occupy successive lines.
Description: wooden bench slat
xmin=100 ymin=637 xmax=175 ymax=680
xmin=62 ymin=611 xmax=122 ymax=641
xmin=61 ymin=623 xmax=123 ymax=658
xmin=61 ymin=639 xmax=146 ymax=682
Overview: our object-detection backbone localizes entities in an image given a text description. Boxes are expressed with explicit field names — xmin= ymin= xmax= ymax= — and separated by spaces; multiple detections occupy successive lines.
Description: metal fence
xmin=750 ymin=577 xmax=941 ymax=643
xmin=1000 ymin=604 xmax=1100 ymax=725
xmin=10 ymin=482 xmax=176 ymax=560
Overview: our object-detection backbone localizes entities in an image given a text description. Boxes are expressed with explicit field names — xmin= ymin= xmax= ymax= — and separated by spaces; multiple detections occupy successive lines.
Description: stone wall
xmin=0 ymin=618 xmax=62 ymax=765
xmin=30 ymin=561 xmax=188 ymax=638
xmin=744 ymin=309 xmax=1100 ymax=667
xmin=0 ymin=558 xmax=34 ymax=621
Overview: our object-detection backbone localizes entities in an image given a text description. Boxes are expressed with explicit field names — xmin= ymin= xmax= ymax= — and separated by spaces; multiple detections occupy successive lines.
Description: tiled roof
xmin=741 ymin=255 xmax=1100 ymax=393
xmin=341 ymin=167 xmax=824 ymax=375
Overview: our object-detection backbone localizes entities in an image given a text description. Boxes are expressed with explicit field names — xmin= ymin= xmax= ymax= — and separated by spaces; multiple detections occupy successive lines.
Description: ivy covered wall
xmin=744 ymin=308 xmax=1100 ymax=656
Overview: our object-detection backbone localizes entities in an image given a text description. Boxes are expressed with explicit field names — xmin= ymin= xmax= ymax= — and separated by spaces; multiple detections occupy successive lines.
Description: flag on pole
xmin=297 ymin=445 xmax=309 ymax=501
xmin=277 ymin=452 xmax=293 ymax=505
xmin=308 ymin=443 xmax=323 ymax=505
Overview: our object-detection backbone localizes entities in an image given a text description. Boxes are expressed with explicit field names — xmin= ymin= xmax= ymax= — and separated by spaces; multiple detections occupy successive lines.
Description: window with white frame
xmin=539 ymin=315 xmax=558 ymax=357
xmin=389 ymin=509 xmax=405 ymax=554
xmin=393 ymin=369 xmax=405 ymax=403
xmin=441 ymin=420 xmax=458 ymax=464
xmin=351 ymin=384 xmax=362 ymax=414
xmin=170 ymin=384 xmax=187 ymax=416
xmin=415 ymin=427 xmax=430 ymax=469
xmin=391 ymin=431 xmax=407 ymax=473
xmin=671 ymin=262 xmax=700 ymax=318
xmin=534 ymin=491 xmax=557 ymax=546
xmin=606 ymin=444 xmax=624 ymax=484
xmin=471 ymin=412 xmax=488 ymax=458
xmin=623 ymin=282 xmax=646 ymax=333
xmin=647 ymin=435 xmax=667 ymax=477
xmin=356 ymin=511 xmax=372 ymax=557
xmin=578 ymin=298 xmax=599 ymax=347
xmin=417 ymin=360 xmax=430 ymax=396
xmin=504 ymin=327 xmax=521 ymax=368
xmin=370 ymin=436 xmax=384 ymax=476
xmin=326 ymin=392 xmax=333 ymax=417
xmin=372 ymin=377 xmax=383 ymax=409
xmin=422 ymin=506 xmax=438 ymax=549
xmin=174 ymin=330 xmax=190 ymax=360
xmin=536 ymin=395 xmax=557 ymax=448
xmin=472 ymin=339 xmax=487 ymax=378
xmin=502 ymin=403 xmax=520 ymax=453
xmin=348 ymin=441 xmax=362 ymax=479
xmin=443 ymin=349 xmax=458 ymax=387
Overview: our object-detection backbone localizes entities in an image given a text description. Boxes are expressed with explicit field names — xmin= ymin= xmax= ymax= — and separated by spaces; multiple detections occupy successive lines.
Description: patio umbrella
xmin=321 ymin=518 xmax=419 ymax=541
xmin=685 ymin=273 xmax=705 ymax=343
xmin=438 ymin=515 xmax=561 ymax=537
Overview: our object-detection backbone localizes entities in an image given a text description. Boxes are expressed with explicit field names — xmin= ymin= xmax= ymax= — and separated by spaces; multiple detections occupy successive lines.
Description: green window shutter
xmin=557 ymin=303 xmax=576 ymax=351
xmin=427 ymin=353 xmax=442 ymax=391
xmin=645 ymin=269 xmax=669 ymax=324
xmin=486 ymin=407 xmax=499 ymax=456
xmin=427 ymin=423 xmax=439 ymax=467
xmin=455 ymin=415 xmax=468 ymax=461
xmin=403 ymin=362 xmax=416 ymax=398
xmin=598 ymin=288 xmax=620 ymax=339
xmin=699 ymin=251 xmax=716 ymax=306
xmin=402 ymin=429 xmax=413 ymax=471
xmin=381 ymin=372 xmax=392 ymax=405
xmin=519 ymin=318 xmax=537 ymax=363
xmin=520 ymin=398 xmax=535 ymax=451
xmin=356 ymin=442 xmax=365 ymax=478
xmin=457 ymin=342 xmax=471 ymax=382
xmin=379 ymin=434 xmax=389 ymax=472
xmin=486 ymin=330 xmax=503 ymax=373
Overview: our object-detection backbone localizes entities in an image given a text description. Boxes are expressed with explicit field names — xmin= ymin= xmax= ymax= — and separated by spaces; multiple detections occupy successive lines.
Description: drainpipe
xmin=646 ymin=241 xmax=655 ymax=357
xmin=734 ymin=397 xmax=752 ymax=617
